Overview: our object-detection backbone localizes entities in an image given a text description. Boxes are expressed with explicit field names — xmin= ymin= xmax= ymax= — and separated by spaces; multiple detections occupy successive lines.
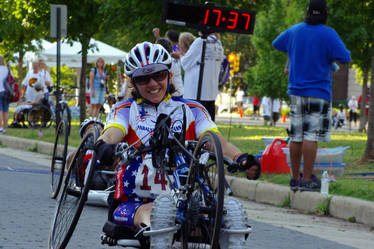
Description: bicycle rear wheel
xmin=50 ymin=119 xmax=69 ymax=199
xmin=48 ymin=126 xmax=99 ymax=249
xmin=182 ymin=131 xmax=225 ymax=249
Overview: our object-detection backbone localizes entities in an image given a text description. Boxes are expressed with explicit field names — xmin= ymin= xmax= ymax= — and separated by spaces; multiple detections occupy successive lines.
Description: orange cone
xmin=282 ymin=113 xmax=286 ymax=123
xmin=239 ymin=108 xmax=243 ymax=118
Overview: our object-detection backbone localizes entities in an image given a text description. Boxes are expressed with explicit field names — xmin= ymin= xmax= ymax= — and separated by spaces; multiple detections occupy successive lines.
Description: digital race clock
xmin=162 ymin=0 xmax=256 ymax=34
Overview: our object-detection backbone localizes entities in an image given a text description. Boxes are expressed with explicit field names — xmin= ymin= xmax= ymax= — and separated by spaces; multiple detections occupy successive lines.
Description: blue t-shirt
xmin=272 ymin=22 xmax=351 ymax=101
xmin=90 ymin=68 xmax=107 ymax=89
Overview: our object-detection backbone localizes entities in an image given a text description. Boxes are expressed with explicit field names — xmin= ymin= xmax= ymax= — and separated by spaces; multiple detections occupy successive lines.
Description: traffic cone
xmin=239 ymin=108 xmax=243 ymax=118
xmin=282 ymin=113 xmax=286 ymax=123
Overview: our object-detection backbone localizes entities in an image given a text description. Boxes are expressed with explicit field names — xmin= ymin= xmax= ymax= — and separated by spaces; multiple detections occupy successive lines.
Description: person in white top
xmin=261 ymin=96 xmax=271 ymax=126
xmin=235 ymin=87 xmax=245 ymax=108
xmin=0 ymin=55 xmax=14 ymax=133
xmin=272 ymin=98 xmax=281 ymax=126
xmin=156 ymin=38 xmax=184 ymax=97
xmin=21 ymin=61 xmax=43 ymax=102
xmin=38 ymin=59 xmax=52 ymax=100
xmin=333 ymin=104 xmax=346 ymax=129
xmin=348 ymin=95 xmax=358 ymax=130
xmin=181 ymin=32 xmax=224 ymax=121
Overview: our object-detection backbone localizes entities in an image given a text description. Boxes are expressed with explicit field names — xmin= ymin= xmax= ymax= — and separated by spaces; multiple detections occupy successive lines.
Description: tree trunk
xmin=358 ymin=69 xmax=369 ymax=132
xmin=79 ymin=39 xmax=90 ymax=123
xmin=362 ymin=39 xmax=374 ymax=162
xmin=17 ymin=51 xmax=24 ymax=85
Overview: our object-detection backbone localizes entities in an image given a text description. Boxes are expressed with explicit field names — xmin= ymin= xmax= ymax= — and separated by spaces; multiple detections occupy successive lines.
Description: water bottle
xmin=321 ymin=171 xmax=329 ymax=195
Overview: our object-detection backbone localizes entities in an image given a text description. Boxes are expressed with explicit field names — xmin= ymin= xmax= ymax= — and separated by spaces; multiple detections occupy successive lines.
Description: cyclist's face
xmin=133 ymin=70 xmax=172 ymax=103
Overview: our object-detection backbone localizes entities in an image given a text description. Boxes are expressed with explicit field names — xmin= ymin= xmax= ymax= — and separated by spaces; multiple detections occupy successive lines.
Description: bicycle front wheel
xmin=60 ymin=103 xmax=71 ymax=135
xmin=48 ymin=126 xmax=99 ymax=249
xmin=50 ymin=119 xmax=69 ymax=199
xmin=182 ymin=131 xmax=225 ymax=249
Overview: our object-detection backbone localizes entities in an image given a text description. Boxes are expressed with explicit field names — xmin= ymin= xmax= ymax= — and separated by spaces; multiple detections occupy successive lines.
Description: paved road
xmin=0 ymin=149 xmax=373 ymax=249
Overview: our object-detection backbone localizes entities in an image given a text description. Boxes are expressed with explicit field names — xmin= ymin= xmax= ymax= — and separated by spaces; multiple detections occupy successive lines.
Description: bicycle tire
xmin=50 ymin=119 xmax=69 ymax=199
xmin=182 ymin=131 xmax=225 ymax=249
xmin=48 ymin=126 xmax=99 ymax=249
xmin=61 ymin=103 xmax=71 ymax=135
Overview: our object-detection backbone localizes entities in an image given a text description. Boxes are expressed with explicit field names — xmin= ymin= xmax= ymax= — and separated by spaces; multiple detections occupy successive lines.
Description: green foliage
xmin=243 ymin=0 xmax=288 ymax=99
xmin=314 ymin=197 xmax=331 ymax=216
xmin=280 ymin=193 xmax=291 ymax=208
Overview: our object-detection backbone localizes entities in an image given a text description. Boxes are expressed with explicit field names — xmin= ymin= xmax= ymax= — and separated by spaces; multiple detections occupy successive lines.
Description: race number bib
xmin=134 ymin=154 xmax=170 ymax=198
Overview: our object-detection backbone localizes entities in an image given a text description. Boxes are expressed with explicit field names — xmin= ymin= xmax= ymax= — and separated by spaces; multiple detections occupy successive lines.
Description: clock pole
xmin=196 ymin=33 xmax=208 ymax=101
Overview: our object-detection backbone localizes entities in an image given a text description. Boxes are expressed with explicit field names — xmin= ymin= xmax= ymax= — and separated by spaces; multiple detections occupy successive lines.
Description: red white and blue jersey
xmin=104 ymin=95 xmax=219 ymax=201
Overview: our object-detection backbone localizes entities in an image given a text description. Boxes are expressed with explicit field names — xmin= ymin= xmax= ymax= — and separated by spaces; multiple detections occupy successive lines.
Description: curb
xmin=1 ymin=135 xmax=374 ymax=228
xmin=226 ymin=175 xmax=374 ymax=228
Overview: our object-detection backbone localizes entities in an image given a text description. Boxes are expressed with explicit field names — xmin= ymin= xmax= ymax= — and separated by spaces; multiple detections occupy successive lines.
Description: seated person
xmin=9 ymin=81 xmax=46 ymax=128
xmin=66 ymin=117 xmax=107 ymax=190
xmin=333 ymin=104 xmax=346 ymax=129
xmin=95 ymin=42 xmax=260 ymax=248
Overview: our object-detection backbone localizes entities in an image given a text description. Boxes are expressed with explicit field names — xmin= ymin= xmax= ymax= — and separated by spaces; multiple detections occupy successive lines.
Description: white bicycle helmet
xmin=80 ymin=117 xmax=104 ymax=138
xmin=124 ymin=42 xmax=172 ymax=78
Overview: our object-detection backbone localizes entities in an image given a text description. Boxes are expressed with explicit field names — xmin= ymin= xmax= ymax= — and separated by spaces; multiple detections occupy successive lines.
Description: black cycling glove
xmin=235 ymin=153 xmax=261 ymax=180
xmin=94 ymin=139 xmax=116 ymax=167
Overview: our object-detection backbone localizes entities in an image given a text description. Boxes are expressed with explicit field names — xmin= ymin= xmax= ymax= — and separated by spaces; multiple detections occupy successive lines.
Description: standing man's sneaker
xmin=289 ymin=178 xmax=300 ymax=191
xmin=299 ymin=177 xmax=321 ymax=192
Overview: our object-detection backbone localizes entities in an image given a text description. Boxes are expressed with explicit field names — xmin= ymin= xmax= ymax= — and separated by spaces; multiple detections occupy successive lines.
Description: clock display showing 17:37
xmin=203 ymin=8 xmax=252 ymax=31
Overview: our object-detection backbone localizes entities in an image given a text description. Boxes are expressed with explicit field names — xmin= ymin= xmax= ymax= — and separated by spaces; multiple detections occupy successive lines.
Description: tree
xmin=0 ymin=0 xmax=49 ymax=83
xmin=328 ymin=0 xmax=372 ymax=132
xmin=327 ymin=0 xmax=374 ymax=161
xmin=243 ymin=0 xmax=288 ymax=100
xmin=47 ymin=0 xmax=118 ymax=122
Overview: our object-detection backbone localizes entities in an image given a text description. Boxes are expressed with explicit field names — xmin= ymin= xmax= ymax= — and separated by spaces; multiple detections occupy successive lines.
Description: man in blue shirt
xmin=272 ymin=0 xmax=351 ymax=191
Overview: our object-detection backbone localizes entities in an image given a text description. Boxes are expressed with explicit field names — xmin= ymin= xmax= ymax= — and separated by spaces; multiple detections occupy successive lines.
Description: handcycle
xmin=48 ymin=106 xmax=252 ymax=249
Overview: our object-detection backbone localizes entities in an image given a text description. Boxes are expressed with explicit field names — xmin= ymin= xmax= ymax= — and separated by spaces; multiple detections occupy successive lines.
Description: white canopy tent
xmin=40 ymin=38 xmax=127 ymax=68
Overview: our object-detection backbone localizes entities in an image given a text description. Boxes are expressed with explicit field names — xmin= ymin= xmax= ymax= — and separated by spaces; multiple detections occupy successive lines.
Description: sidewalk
xmin=1 ymin=134 xmax=373 ymax=228
xmin=215 ymin=113 xmax=359 ymax=132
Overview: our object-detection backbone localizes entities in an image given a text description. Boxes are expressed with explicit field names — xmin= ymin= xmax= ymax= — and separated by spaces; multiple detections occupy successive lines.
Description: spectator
xmin=21 ymin=61 xmax=42 ymax=103
xmin=156 ymin=38 xmax=184 ymax=97
xmin=118 ymin=75 xmax=132 ymax=102
xmin=251 ymin=95 xmax=260 ymax=120
xmin=358 ymin=87 xmax=370 ymax=132
xmin=261 ymin=96 xmax=271 ymax=126
xmin=272 ymin=0 xmax=351 ymax=191
xmin=272 ymin=98 xmax=281 ymax=126
xmin=38 ymin=59 xmax=52 ymax=101
xmin=10 ymin=81 xmax=45 ymax=128
xmin=179 ymin=32 xmax=196 ymax=55
xmin=348 ymin=95 xmax=358 ymax=130
xmin=333 ymin=104 xmax=346 ymax=129
xmin=235 ymin=86 xmax=245 ymax=118
xmin=89 ymin=57 xmax=109 ymax=117
xmin=0 ymin=55 xmax=14 ymax=134
xmin=181 ymin=31 xmax=224 ymax=121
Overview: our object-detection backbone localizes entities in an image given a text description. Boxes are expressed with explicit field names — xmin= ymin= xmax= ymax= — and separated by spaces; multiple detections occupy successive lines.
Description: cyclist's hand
xmin=94 ymin=139 xmax=116 ymax=167
xmin=235 ymin=153 xmax=261 ymax=180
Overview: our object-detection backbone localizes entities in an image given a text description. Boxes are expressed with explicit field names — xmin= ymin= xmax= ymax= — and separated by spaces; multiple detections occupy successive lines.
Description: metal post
xmin=197 ymin=34 xmax=207 ymax=101
xmin=56 ymin=7 xmax=61 ymax=126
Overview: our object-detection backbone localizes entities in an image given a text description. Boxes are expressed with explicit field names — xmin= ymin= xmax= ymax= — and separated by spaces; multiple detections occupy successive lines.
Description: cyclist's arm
xmin=216 ymin=133 xmax=241 ymax=161
xmin=98 ymin=126 xmax=124 ymax=144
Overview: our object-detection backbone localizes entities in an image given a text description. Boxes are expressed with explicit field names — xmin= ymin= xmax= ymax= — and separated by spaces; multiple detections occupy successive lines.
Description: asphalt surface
xmin=1 ymin=149 xmax=373 ymax=249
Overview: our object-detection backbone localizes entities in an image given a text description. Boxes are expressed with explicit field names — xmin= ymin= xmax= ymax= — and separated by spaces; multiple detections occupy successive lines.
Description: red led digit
xmin=241 ymin=13 xmax=251 ymax=30
xmin=212 ymin=9 xmax=222 ymax=26
xmin=227 ymin=11 xmax=238 ymax=29
xmin=204 ymin=9 xmax=209 ymax=24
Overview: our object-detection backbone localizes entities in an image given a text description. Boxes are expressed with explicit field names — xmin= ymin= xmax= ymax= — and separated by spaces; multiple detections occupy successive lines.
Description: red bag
xmin=6 ymin=68 xmax=20 ymax=103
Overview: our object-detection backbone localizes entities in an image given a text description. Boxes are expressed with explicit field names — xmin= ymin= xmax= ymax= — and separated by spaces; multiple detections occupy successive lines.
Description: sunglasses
xmin=133 ymin=70 xmax=169 ymax=86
